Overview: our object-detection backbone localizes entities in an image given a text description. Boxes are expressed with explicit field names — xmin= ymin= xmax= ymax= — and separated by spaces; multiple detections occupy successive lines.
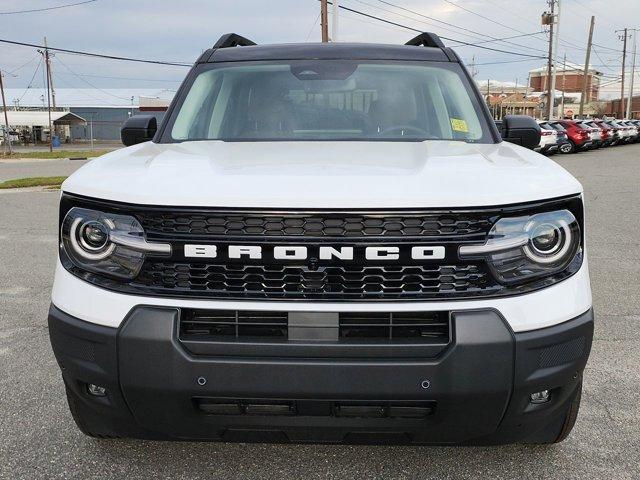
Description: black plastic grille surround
xmin=59 ymin=193 xmax=584 ymax=301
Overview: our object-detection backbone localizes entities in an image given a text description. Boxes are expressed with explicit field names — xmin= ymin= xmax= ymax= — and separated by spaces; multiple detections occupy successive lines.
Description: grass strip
xmin=0 ymin=149 xmax=111 ymax=160
xmin=0 ymin=176 xmax=67 ymax=189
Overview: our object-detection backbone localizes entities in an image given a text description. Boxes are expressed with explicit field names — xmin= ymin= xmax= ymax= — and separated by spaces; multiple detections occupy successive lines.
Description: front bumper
xmin=49 ymin=304 xmax=593 ymax=444
xmin=538 ymin=144 xmax=559 ymax=154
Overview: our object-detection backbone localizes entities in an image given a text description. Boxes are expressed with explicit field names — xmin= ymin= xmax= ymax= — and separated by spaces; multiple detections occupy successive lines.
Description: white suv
xmin=49 ymin=33 xmax=593 ymax=445
xmin=536 ymin=120 xmax=559 ymax=154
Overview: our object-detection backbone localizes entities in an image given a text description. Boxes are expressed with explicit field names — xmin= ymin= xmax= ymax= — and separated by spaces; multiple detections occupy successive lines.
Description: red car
xmin=591 ymin=120 xmax=617 ymax=146
xmin=553 ymin=120 xmax=593 ymax=153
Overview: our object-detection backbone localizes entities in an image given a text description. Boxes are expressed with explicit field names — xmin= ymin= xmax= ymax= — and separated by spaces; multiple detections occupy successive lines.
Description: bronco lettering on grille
xmin=183 ymin=245 xmax=446 ymax=261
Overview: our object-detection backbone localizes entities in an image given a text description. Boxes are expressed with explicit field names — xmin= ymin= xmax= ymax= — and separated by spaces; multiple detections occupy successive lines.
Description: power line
xmin=439 ymin=0 xmax=616 ymax=60
xmin=440 ymin=0 xmax=523 ymax=35
xmin=50 ymin=71 xmax=122 ymax=107
xmin=54 ymin=56 xmax=132 ymax=101
xmin=53 ymin=68 xmax=182 ymax=83
xmin=0 ymin=38 xmax=191 ymax=66
xmin=0 ymin=0 xmax=97 ymax=15
xmin=369 ymin=0 xmax=546 ymax=54
xmin=592 ymin=48 xmax=617 ymax=73
xmin=474 ymin=58 xmax=542 ymax=66
xmin=306 ymin=12 xmax=322 ymax=41
xmin=17 ymin=57 xmax=43 ymax=103
xmin=328 ymin=2 xmax=546 ymax=58
xmin=2 ymin=54 xmax=40 ymax=76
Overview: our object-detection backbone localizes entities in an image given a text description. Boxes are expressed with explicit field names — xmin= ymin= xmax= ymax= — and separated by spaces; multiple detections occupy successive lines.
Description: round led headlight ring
xmin=523 ymin=218 xmax=572 ymax=264
xmin=69 ymin=217 xmax=116 ymax=260
xmin=529 ymin=222 xmax=562 ymax=255
xmin=79 ymin=220 xmax=110 ymax=251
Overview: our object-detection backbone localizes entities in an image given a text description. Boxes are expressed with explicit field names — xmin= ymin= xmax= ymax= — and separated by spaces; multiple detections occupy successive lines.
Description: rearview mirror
xmin=121 ymin=115 xmax=157 ymax=146
xmin=499 ymin=115 xmax=541 ymax=150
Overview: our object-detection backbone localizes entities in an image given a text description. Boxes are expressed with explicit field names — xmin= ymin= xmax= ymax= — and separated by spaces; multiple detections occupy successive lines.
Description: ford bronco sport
xmin=49 ymin=33 xmax=593 ymax=444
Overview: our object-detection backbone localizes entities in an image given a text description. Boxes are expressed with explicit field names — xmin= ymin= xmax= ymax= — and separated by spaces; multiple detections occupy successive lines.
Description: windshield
xmin=164 ymin=60 xmax=492 ymax=143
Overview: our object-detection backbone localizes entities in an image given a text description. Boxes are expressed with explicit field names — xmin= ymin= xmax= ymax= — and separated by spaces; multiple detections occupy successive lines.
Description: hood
xmin=62 ymin=140 xmax=582 ymax=208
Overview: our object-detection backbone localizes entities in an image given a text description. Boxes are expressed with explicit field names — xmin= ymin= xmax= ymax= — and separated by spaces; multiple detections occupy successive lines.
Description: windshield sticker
xmin=450 ymin=118 xmax=469 ymax=133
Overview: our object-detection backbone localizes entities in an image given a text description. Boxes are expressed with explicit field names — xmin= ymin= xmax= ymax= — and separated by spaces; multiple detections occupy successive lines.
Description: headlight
xmin=459 ymin=209 xmax=580 ymax=285
xmin=61 ymin=207 xmax=170 ymax=280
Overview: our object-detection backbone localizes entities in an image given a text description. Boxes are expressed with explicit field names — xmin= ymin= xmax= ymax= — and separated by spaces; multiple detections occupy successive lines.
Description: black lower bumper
xmin=48 ymin=305 xmax=593 ymax=444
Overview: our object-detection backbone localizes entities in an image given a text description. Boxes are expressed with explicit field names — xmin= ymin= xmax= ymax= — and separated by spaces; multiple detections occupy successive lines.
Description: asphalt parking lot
xmin=0 ymin=145 xmax=638 ymax=480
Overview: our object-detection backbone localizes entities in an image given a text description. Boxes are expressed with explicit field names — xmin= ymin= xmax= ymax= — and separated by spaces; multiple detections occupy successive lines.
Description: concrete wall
xmin=69 ymin=108 xmax=166 ymax=141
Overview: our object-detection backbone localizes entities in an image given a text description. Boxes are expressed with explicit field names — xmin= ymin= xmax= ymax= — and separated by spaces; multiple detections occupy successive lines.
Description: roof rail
xmin=213 ymin=33 xmax=257 ymax=49
xmin=405 ymin=32 xmax=445 ymax=49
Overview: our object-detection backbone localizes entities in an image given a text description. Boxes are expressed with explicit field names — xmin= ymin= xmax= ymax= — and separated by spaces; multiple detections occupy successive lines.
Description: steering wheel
xmin=379 ymin=125 xmax=430 ymax=137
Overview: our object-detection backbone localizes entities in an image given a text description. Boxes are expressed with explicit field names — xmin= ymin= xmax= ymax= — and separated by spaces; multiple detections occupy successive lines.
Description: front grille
xmin=61 ymin=194 xmax=584 ymax=301
xmin=180 ymin=309 xmax=450 ymax=343
xmin=136 ymin=262 xmax=496 ymax=300
xmin=137 ymin=211 xmax=494 ymax=239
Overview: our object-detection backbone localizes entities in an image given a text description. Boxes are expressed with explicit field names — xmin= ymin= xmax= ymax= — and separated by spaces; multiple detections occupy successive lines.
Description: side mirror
xmin=500 ymin=115 xmax=541 ymax=150
xmin=121 ymin=115 xmax=157 ymax=146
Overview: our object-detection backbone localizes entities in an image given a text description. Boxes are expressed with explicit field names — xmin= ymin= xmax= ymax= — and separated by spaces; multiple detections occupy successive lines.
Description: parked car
xmin=608 ymin=120 xmax=634 ymax=143
xmin=576 ymin=121 xmax=602 ymax=148
xmin=592 ymin=120 xmax=618 ymax=146
xmin=48 ymin=32 xmax=592 ymax=445
xmin=547 ymin=122 xmax=573 ymax=153
xmin=620 ymin=120 xmax=640 ymax=143
xmin=536 ymin=121 xmax=559 ymax=155
xmin=553 ymin=120 xmax=593 ymax=153
xmin=629 ymin=120 xmax=640 ymax=141
xmin=603 ymin=120 xmax=625 ymax=144
xmin=583 ymin=120 xmax=613 ymax=147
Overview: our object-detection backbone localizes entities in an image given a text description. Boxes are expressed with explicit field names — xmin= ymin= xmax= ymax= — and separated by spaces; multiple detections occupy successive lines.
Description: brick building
xmin=529 ymin=64 xmax=603 ymax=103
xmin=604 ymin=96 xmax=640 ymax=119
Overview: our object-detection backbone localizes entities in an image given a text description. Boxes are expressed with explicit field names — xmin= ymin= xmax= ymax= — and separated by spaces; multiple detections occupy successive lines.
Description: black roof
xmin=206 ymin=43 xmax=450 ymax=63
xmin=198 ymin=33 xmax=456 ymax=64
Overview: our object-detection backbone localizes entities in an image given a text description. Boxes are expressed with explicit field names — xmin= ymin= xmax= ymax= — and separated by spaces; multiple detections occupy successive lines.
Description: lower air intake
xmin=180 ymin=309 xmax=450 ymax=344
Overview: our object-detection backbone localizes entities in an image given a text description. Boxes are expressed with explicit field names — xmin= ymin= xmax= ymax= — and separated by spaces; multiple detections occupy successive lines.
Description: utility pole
xmin=44 ymin=37 xmax=53 ymax=152
xmin=468 ymin=55 xmax=478 ymax=79
xmin=486 ymin=79 xmax=492 ymax=117
xmin=549 ymin=0 xmax=561 ymax=118
xmin=524 ymin=73 xmax=530 ymax=116
xmin=578 ymin=16 xmax=595 ymax=118
xmin=627 ymin=29 xmax=637 ymax=119
xmin=543 ymin=0 xmax=557 ymax=120
xmin=0 ymin=70 xmax=12 ymax=154
xmin=332 ymin=0 xmax=339 ymax=42
xmin=617 ymin=28 xmax=629 ymax=117
xmin=46 ymin=44 xmax=56 ymax=109
xmin=560 ymin=53 xmax=567 ymax=117
xmin=320 ymin=0 xmax=329 ymax=43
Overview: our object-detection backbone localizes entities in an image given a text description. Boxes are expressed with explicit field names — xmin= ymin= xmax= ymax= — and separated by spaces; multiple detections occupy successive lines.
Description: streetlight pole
xmin=332 ymin=0 xmax=339 ymax=42
xmin=627 ymin=30 xmax=637 ymax=119
xmin=0 ymin=70 xmax=12 ymax=154
xmin=578 ymin=16 xmax=595 ymax=118
xmin=321 ymin=0 xmax=329 ymax=42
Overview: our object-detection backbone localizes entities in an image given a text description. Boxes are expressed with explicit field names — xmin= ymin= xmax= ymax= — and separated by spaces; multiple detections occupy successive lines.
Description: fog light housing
xmin=87 ymin=384 xmax=107 ymax=397
xmin=530 ymin=390 xmax=551 ymax=404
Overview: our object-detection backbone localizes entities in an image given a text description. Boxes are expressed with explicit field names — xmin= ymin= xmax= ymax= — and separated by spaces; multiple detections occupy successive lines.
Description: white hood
xmin=62 ymin=140 xmax=582 ymax=208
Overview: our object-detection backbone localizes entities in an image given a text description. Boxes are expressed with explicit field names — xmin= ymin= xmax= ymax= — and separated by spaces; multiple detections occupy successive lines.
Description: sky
xmin=0 ymin=0 xmax=638 ymax=102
